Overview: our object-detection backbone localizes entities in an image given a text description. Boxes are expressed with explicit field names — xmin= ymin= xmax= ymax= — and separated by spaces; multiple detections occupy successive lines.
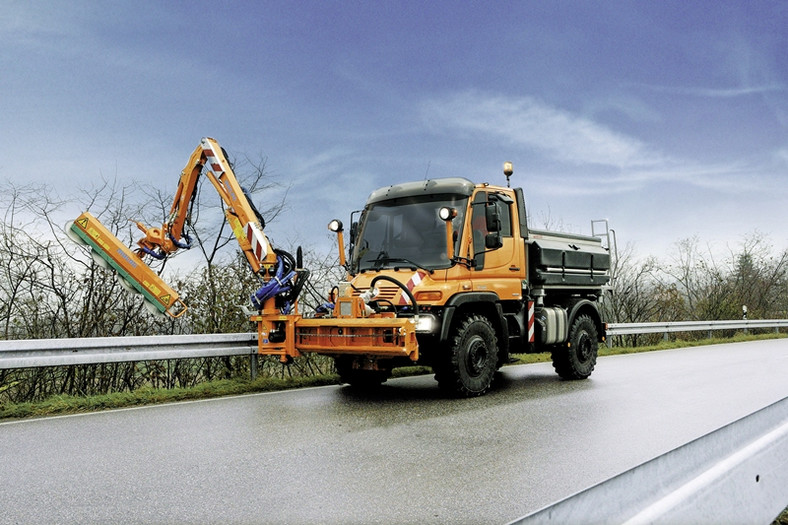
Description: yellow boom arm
xmin=135 ymin=137 xmax=276 ymax=273
xmin=67 ymin=137 xmax=281 ymax=318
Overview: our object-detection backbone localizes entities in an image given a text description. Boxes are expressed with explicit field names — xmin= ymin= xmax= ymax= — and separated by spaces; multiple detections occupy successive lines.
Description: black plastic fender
xmin=439 ymin=292 xmax=509 ymax=356
xmin=566 ymin=298 xmax=605 ymax=341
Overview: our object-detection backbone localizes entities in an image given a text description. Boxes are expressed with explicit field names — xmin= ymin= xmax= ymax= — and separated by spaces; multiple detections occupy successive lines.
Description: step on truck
xmin=68 ymin=139 xmax=612 ymax=397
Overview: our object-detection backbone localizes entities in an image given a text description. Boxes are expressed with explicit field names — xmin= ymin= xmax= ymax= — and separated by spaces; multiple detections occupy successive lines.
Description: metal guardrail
xmin=606 ymin=319 xmax=788 ymax=347
xmin=0 ymin=319 xmax=786 ymax=371
xmin=608 ymin=319 xmax=788 ymax=336
xmin=0 ymin=333 xmax=257 ymax=370
xmin=510 ymin=395 xmax=788 ymax=524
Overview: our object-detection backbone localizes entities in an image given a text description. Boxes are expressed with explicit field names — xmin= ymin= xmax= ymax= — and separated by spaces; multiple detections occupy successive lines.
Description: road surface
xmin=1 ymin=339 xmax=787 ymax=524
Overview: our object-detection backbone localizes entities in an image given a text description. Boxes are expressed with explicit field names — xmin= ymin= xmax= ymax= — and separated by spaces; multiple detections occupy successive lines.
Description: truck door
xmin=469 ymin=191 xmax=524 ymax=298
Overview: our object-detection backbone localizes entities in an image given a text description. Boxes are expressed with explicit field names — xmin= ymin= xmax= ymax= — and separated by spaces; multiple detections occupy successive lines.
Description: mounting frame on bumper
xmin=251 ymin=314 xmax=419 ymax=362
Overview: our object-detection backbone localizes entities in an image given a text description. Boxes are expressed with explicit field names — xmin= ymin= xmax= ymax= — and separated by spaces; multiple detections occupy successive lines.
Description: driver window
xmin=498 ymin=199 xmax=512 ymax=237
xmin=471 ymin=192 xmax=512 ymax=269
xmin=471 ymin=192 xmax=487 ymax=268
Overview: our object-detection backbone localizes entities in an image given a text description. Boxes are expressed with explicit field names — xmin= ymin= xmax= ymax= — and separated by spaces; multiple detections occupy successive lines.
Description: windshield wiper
xmin=365 ymin=256 xmax=433 ymax=274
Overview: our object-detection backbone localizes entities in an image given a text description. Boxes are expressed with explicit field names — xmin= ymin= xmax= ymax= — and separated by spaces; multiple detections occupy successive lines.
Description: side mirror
xmin=485 ymin=201 xmax=501 ymax=232
xmin=485 ymin=197 xmax=506 ymax=249
xmin=485 ymin=232 xmax=503 ymax=250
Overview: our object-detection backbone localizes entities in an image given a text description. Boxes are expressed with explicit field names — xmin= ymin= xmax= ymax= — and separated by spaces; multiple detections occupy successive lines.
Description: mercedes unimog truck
xmin=69 ymin=140 xmax=612 ymax=397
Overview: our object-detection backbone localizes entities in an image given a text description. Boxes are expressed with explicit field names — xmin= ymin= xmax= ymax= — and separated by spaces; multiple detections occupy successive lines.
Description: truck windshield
xmin=352 ymin=194 xmax=468 ymax=273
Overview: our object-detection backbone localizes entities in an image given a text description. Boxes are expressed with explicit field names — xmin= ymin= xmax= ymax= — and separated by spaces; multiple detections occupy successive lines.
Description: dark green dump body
xmin=527 ymin=231 xmax=610 ymax=288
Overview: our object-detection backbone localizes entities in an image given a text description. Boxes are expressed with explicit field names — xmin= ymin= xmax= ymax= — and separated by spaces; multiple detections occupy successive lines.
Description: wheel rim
xmin=465 ymin=335 xmax=489 ymax=377
xmin=576 ymin=332 xmax=592 ymax=361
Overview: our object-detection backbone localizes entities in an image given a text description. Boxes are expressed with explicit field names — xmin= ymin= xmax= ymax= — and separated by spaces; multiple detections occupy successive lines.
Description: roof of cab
xmin=366 ymin=177 xmax=476 ymax=204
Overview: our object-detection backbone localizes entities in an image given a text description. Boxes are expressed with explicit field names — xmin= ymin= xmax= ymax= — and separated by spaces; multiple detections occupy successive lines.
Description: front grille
xmin=353 ymin=286 xmax=400 ymax=302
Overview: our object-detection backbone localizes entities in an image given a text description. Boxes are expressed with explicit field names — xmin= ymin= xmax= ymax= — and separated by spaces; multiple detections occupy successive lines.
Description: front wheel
xmin=551 ymin=314 xmax=598 ymax=380
xmin=436 ymin=314 xmax=499 ymax=397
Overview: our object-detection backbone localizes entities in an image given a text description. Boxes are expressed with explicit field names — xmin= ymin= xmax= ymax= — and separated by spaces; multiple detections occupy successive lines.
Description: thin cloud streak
xmin=643 ymin=83 xmax=785 ymax=98
xmin=422 ymin=91 xmax=780 ymax=197
xmin=423 ymin=91 xmax=667 ymax=169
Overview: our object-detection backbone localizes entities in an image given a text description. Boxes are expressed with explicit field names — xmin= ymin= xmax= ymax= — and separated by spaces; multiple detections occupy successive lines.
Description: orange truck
xmin=68 ymin=138 xmax=612 ymax=397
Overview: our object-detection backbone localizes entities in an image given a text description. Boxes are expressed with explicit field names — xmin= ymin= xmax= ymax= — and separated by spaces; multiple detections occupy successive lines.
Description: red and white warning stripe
xmin=246 ymin=222 xmax=268 ymax=261
xmin=200 ymin=139 xmax=268 ymax=263
xmin=201 ymin=139 xmax=225 ymax=176
xmin=528 ymin=301 xmax=535 ymax=343
xmin=398 ymin=271 xmax=427 ymax=305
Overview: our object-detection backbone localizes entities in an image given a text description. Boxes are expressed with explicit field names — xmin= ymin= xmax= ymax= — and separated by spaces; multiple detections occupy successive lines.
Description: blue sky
xmin=2 ymin=1 xmax=787 ymax=261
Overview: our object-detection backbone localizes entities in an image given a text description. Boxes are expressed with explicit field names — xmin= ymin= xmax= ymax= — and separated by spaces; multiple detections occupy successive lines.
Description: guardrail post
xmin=663 ymin=332 xmax=669 ymax=342
xmin=250 ymin=354 xmax=258 ymax=380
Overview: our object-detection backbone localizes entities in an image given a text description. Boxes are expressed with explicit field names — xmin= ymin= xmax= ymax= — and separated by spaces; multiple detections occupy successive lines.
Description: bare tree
xmin=603 ymin=242 xmax=685 ymax=346
xmin=655 ymin=233 xmax=788 ymax=323
xmin=725 ymin=233 xmax=788 ymax=319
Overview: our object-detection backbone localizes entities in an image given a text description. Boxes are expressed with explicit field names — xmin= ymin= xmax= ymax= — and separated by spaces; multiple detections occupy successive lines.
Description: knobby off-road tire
xmin=436 ymin=314 xmax=499 ymax=397
xmin=551 ymin=314 xmax=598 ymax=380
xmin=335 ymin=357 xmax=389 ymax=389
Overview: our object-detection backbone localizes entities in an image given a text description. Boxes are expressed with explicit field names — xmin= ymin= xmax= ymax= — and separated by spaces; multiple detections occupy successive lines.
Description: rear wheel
xmin=551 ymin=314 xmax=598 ymax=379
xmin=437 ymin=314 xmax=498 ymax=397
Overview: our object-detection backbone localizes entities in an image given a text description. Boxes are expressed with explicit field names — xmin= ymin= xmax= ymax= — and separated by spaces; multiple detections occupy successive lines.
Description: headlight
xmin=414 ymin=314 xmax=438 ymax=333
xmin=438 ymin=207 xmax=457 ymax=221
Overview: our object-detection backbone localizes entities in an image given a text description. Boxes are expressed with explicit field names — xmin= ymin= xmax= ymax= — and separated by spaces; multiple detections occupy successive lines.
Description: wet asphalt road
xmin=1 ymin=339 xmax=787 ymax=524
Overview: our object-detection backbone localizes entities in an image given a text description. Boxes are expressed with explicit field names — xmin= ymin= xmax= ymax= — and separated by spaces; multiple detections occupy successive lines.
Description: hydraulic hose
xmin=140 ymin=246 xmax=166 ymax=260
xmin=250 ymin=256 xmax=295 ymax=310
xmin=369 ymin=275 xmax=419 ymax=314
xmin=169 ymin=231 xmax=192 ymax=250
xmin=249 ymin=248 xmax=307 ymax=313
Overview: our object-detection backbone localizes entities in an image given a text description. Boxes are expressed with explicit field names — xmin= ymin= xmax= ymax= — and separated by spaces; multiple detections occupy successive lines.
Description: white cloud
xmin=291 ymin=147 xmax=355 ymax=181
xmin=422 ymin=91 xmax=667 ymax=169
xmin=421 ymin=91 xmax=783 ymax=198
